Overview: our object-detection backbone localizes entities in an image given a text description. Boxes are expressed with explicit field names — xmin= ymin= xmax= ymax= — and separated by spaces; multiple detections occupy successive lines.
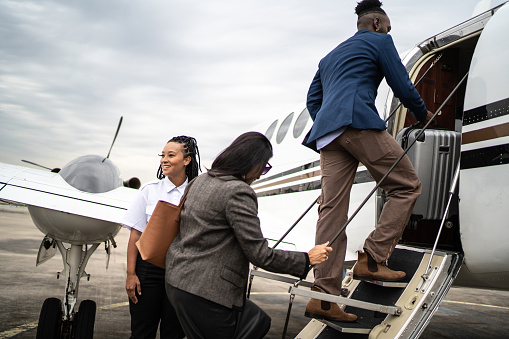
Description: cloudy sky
xmin=0 ymin=0 xmax=502 ymax=184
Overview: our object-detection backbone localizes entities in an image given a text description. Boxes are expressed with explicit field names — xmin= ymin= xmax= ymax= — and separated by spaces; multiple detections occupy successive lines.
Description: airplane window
xmin=293 ymin=108 xmax=310 ymax=138
xmin=276 ymin=112 xmax=294 ymax=144
xmin=265 ymin=120 xmax=278 ymax=141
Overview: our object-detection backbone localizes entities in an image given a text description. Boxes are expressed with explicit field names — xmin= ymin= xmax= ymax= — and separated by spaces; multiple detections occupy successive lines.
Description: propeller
xmin=22 ymin=160 xmax=60 ymax=173
xmin=104 ymin=116 xmax=123 ymax=162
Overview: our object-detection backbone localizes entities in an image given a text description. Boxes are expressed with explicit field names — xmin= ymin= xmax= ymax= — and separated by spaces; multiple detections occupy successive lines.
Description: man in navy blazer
xmin=303 ymin=0 xmax=433 ymax=323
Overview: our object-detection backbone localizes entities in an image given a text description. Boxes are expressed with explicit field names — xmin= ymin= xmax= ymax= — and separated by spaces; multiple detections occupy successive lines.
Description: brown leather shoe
xmin=353 ymin=251 xmax=406 ymax=281
xmin=304 ymin=287 xmax=357 ymax=323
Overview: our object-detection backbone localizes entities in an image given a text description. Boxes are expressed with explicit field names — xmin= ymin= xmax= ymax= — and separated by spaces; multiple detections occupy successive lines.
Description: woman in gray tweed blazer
xmin=165 ymin=132 xmax=331 ymax=339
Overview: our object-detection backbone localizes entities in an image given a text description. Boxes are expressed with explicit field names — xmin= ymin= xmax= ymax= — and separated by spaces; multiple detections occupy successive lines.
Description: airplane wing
xmin=0 ymin=162 xmax=138 ymax=223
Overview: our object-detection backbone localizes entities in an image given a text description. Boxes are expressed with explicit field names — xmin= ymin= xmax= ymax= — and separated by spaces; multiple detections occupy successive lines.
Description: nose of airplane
xmin=59 ymin=155 xmax=123 ymax=193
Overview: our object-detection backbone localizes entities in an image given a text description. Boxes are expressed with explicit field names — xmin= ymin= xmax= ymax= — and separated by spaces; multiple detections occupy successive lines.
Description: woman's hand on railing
xmin=308 ymin=241 xmax=333 ymax=265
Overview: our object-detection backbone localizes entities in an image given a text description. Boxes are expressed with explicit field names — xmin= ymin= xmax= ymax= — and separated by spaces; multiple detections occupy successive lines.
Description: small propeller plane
xmin=0 ymin=117 xmax=140 ymax=338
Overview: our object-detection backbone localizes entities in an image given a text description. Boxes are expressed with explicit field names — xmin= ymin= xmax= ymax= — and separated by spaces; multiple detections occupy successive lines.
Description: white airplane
xmin=1 ymin=1 xmax=508 ymax=338
xmin=0 ymin=117 xmax=140 ymax=338
xmin=249 ymin=1 xmax=509 ymax=338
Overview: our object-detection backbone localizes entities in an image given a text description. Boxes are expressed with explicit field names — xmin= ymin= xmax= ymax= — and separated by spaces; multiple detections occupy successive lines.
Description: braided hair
xmin=157 ymin=136 xmax=201 ymax=180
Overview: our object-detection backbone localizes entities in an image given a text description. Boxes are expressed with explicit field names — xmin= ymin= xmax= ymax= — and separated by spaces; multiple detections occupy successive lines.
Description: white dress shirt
xmin=122 ymin=177 xmax=188 ymax=233
xmin=316 ymin=126 xmax=347 ymax=150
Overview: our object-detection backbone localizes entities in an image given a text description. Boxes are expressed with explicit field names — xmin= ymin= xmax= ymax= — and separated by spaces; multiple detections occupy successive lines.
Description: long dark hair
xmin=209 ymin=132 xmax=272 ymax=180
xmin=157 ymin=136 xmax=201 ymax=180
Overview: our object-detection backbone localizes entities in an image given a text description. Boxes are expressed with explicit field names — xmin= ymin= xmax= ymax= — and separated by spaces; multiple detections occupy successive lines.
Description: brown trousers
xmin=314 ymin=128 xmax=421 ymax=296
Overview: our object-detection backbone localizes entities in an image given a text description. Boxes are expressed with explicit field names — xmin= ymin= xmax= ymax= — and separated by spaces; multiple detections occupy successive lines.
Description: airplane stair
xmin=248 ymin=245 xmax=463 ymax=339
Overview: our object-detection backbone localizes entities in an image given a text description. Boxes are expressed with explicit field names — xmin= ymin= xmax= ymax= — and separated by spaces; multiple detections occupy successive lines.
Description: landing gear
xmin=36 ymin=298 xmax=62 ymax=339
xmin=35 ymin=241 xmax=100 ymax=338
xmin=73 ymin=300 xmax=96 ymax=339
xmin=36 ymin=298 xmax=97 ymax=338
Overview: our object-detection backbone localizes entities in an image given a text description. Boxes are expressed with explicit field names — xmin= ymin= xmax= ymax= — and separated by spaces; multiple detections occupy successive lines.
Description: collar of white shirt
xmin=163 ymin=177 xmax=188 ymax=194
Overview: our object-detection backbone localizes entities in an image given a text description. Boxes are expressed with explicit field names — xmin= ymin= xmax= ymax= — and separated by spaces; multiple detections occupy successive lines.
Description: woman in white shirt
xmin=122 ymin=136 xmax=200 ymax=339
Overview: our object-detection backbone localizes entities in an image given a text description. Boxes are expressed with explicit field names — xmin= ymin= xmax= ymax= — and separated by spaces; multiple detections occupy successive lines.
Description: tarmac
xmin=1 ymin=205 xmax=509 ymax=339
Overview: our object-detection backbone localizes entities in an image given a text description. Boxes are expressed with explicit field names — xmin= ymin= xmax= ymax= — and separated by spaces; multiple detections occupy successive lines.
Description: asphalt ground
xmin=1 ymin=205 xmax=509 ymax=339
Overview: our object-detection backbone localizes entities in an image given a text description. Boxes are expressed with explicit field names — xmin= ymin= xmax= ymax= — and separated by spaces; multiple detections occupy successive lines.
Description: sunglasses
xmin=261 ymin=163 xmax=272 ymax=175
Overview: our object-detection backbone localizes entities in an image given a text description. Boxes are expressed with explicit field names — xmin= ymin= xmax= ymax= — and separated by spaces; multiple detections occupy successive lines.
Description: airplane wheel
xmin=36 ymin=297 xmax=62 ymax=339
xmin=73 ymin=299 xmax=96 ymax=339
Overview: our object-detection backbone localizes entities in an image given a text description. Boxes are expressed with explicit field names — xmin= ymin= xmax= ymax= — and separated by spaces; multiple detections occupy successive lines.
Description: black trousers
xmin=165 ymin=284 xmax=271 ymax=339
xmin=129 ymin=255 xmax=184 ymax=339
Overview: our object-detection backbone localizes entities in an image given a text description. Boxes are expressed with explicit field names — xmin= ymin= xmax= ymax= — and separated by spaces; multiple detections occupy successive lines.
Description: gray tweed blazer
xmin=165 ymin=173 xmax=308 ymax=309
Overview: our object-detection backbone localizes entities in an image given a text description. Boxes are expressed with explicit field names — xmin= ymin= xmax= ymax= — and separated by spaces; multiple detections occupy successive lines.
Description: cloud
xmin=0 ymin=0 xmax=488 ymax=183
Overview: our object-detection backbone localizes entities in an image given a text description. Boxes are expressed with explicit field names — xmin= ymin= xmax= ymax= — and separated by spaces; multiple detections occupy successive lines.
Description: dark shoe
xmin=352 ymin=252 xmax=406 ymax=282
xmin=304 ymin=287 xmax=357 ymax=323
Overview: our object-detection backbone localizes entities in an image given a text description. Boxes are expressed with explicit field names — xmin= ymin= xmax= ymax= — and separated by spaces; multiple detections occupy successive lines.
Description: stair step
xmin=319 ymin=318 xmax=374 ymax=335
xmin=347 ymin=271 xmax=408 ymax=288
xmin=291 ymin=286 xmax=401 ymax=315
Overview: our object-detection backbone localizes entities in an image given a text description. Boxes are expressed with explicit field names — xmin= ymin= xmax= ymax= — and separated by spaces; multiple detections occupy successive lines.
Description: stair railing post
xmin=282 ymin=280 xmax=301 ymax=339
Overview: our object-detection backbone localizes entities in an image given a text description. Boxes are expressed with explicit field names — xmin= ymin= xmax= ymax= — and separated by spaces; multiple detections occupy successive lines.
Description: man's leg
xmin=305 ymin=133 xmax=358 ymax=323
xmin=313 ymin=135 xmax=358 ymax=295
xmin=344 ymin=129 xmax=421 ymax=268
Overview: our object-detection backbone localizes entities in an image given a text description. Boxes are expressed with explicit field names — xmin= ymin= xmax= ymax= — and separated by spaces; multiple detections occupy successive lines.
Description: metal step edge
xmin=347 ymin=272 xmax=409 ymax=288
xmin=319 ymin=319 xmax=373 ymax=334
xmin=291 ymin=287 xmax=402 ymax=315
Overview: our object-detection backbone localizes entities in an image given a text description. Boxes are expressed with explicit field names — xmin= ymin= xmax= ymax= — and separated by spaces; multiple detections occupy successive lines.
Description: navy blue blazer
xmin=303 ymin=30 xmax=428 ymax=151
